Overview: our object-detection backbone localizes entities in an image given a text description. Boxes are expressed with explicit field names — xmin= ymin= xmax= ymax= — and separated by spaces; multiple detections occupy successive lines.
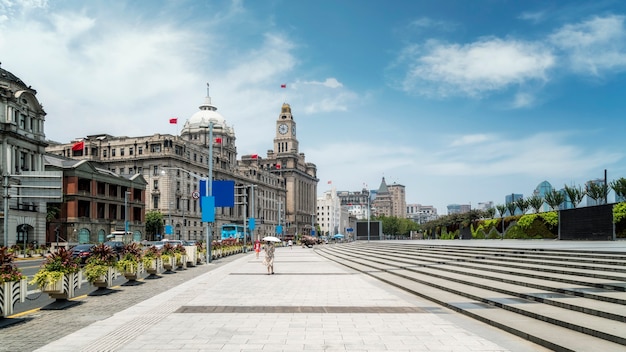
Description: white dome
xmin=183 ymin=96 xmax=227 ymax=131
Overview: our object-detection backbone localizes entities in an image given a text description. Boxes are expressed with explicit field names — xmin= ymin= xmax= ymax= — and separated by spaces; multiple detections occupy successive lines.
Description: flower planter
xmin=92 ymin=267 xmax=118 ymax=288
xmin=45 ymin=272 xmax=82 ymax=300
xmin=146 ymin=258 xmax=161 ymax=275
xmin=0 ymin=279 xmax=27 ymax=318
xmin=122 ymin=262 xmax=145 ymax=281
xmin=176 ymin=254 xmax=187 ymax=270
xmin=184 ymin=245 xmax=197 ymax=267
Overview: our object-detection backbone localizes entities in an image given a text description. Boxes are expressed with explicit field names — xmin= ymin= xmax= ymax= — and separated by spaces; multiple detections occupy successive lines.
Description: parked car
xmin=70 ymin=244 xmax=95 ymax=264
xmin=152 ymin=240 xmax=184 ymax=250
xmin=103 ymin=241 xmax=125 ymax=257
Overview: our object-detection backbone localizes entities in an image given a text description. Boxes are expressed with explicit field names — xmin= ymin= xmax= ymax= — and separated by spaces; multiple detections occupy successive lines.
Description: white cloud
xmin=550 ymin=15 xmax=626 ymax=75
xmin=518 ymin=10 xmax=547 ymax=24
xmin=398 ymin=38 xmax=554 ymax=98
xmin=449 ymin=134 xmax=491 ymax=147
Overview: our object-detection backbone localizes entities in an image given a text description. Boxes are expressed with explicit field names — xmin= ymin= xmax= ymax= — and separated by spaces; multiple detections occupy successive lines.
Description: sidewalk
xmin=34 ymin=245 xmax=547 ymax=352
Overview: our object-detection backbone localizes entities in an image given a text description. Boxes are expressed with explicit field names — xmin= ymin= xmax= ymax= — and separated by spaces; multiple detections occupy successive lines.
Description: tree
xmin=563 ymin=184 xmax=585 ymax=208
xmin=515 ymin=197 xmax=530 ymax=215
xmin=527 ymin=195 xmax=544 ymax=213
xmin=145 ymin=211 xmax=164 ymax=240
xmin=610 ymin=177 xmax=626 ymax=201
xmin=505 ymin=202 xmax=517 ymax=217
xmin=586 ymin=182 xmax=609 ymax=205
xmin=545 ymin=189 xmax=565 ymax=210
xmin=495 ymin=204 xmax=507 ymax=218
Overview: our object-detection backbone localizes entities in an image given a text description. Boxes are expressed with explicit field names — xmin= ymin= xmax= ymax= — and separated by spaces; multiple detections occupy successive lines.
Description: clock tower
xmin=274 ymin=103 xmax=298 ymax=154
xmin=266 ymin=103 xmax=317 ymax=242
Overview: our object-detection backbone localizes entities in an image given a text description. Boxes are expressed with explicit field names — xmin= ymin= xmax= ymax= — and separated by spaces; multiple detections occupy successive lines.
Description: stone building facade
xmin=0 ymin=64 xmax=52 ymax=246
xmin=46 ymin=92 xmax=317 ymax=241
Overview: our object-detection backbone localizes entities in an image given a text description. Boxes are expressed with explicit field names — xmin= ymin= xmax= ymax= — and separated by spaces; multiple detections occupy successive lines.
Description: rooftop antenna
xmin=206 ymin=82 xmax=210 ymax=97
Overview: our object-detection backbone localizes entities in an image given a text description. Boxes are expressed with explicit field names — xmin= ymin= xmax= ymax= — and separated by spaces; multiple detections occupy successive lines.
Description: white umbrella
xmin=262 ymin=236 xmax=281 ymax=242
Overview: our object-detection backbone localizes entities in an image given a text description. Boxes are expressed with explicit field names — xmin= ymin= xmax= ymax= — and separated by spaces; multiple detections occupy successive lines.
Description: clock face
xmin=291 ymin=125 xmax=296 ymax=136
xmin=278 ymin=123 xmax=288 ymax=135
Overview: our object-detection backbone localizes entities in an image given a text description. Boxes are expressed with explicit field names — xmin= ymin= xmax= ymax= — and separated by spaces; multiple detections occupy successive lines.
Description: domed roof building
xmin=0 ymin=63 xmax=50 ymax=246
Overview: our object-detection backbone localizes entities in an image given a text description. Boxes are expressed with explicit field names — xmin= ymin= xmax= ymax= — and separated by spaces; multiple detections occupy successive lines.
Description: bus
xmin=220 ymin=224 xmax=250 ymax=241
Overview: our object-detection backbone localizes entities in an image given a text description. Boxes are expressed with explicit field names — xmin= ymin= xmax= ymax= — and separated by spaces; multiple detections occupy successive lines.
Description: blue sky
xmin=1 ymin=0 xmax=625 ymax=214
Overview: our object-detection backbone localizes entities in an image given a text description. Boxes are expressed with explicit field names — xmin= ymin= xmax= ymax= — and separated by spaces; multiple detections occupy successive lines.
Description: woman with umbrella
xmin=262 ymin=236 xmax=278 ymax=275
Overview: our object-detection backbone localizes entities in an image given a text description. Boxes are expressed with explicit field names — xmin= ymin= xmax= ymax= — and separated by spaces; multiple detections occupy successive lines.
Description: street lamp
xmin=124 ymin=191 xmax=131 ymax=243
xmin=162 ymin=166 xmax=212 ymax=263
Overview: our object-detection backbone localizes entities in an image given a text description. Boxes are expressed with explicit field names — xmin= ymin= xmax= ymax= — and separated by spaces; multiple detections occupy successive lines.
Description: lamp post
xmin=162 ymin=167 xmax=210 ymax=258
xmin=125 ymin=191 xmax=131 ymax=243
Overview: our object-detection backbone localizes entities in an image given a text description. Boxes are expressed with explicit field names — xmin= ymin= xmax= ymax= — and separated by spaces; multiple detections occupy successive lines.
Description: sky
xmin=1 ymin=0 xmax=626 ymax=214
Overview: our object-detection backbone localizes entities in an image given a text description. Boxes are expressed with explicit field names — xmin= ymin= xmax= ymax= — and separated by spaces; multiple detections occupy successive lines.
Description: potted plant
xmin=143 ymin=246 xmax=162 ymax=279
xmin=30 ymin=247 xmax=82 ymax=302
xmin=0 ymin=246 xmax=27 ymax=318
xmin=83 ymin=243 xmax=118 ymax=291
xmin=160 ymin=243 xmax=175 ymax=274
xmin=174 ymin=244 xmax=187 ymax=270
xmin=195 ymin=242 xmax=205 ymax=264
xmin=116 ymin=242 xmax=145 ymax=283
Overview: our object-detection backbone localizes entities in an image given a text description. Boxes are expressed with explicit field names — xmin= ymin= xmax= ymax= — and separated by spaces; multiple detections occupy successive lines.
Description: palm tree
xmin=545 ymin=189 xmax=565 ymax=210
xmin=495 ymin=204 xmax=506 ymax=218
xmin=515 ymin=197 xmax=530 ymax=215
xmin=610 ymin=177 xmax=626 ymax=201
xmin=586 ymin=182 xmax=609 ymax=205
xmin=527 ymin=195 xmax=544 ymax=213
xmin=505 ymin=202 xmax=517 ymax=217
xmin=563 ymin=184 xmax=585 ymax=208
xmin=486 ymin=207 xmax=496 ymax=219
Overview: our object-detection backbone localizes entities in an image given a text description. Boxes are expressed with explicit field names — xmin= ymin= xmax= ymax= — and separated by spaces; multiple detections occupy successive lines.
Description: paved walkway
xmin=26 ymin=245 xmax=547 ymax=352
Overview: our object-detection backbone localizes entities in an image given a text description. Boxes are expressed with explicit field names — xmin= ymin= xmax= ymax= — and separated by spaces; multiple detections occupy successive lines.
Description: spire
xmin=377 ymin=177 xmax=389 ymax=194
xmin=199 ymin=83 xmax=217 ymax=112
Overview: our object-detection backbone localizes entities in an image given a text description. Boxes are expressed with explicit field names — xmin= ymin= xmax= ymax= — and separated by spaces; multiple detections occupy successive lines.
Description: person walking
xmin=254 ymin=239 xmax=261 ymax=259
xmin=263 ymin=241 xmax=275 ymax=275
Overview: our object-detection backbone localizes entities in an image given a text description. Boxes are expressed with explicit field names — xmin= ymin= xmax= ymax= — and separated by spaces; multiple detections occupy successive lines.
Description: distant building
xmin=533 ymin=181 xmax=553 ymax=212
xmin=475 ymin=201 xmax=494 ymax=211
xmin=447 ymin=204 xmax=471 ymax=215
xmin=46 ymin=90 xmax=317 ymax=241
xmin=585 ymin=179 xmax=607 ymax=206
xmin=406 ymin=204 xmax=437 ymax=224
xmin=371 ymin=177 xmax=406 ymax=218
xmin=317 ymin=187 xmax=341 ymax=237
xmin=337 ymin=188 xmax=370 ymax=220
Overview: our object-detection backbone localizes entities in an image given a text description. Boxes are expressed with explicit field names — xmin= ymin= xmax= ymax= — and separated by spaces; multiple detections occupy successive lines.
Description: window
xmin=138 ymin=147 xmax=143 ymax=155
xmin=153 ymin=180 xmax=159 ymax=189
xmin=150 ymin=144 xmax=161 ymax=153
xmin=176 ymin=181 xmax=181 ymax=191
xmin=120 ymin=148 xmax=125 ymax=156
xmin=111 ymin=148 xmax=116 ymax=157
xmin=153 ymin=165 xmax=159 ymax=176
xmin=103 ymin=150 xmax=108 ymax=157
xmin=129 ymin=147 xmax=134 ymax=156
xmin=152 ymin=195 xmax=159 ymax=209
xmin=120 ymin=168 xmax=125 ymax=174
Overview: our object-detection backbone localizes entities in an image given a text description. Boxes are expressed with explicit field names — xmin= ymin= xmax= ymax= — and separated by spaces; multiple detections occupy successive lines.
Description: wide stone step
xmin=317 ymin=245 xmax=626 ymax=349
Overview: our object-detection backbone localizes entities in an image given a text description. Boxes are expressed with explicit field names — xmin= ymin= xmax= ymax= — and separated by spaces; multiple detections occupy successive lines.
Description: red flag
xmin=280 ymin=84 xmax=286 ymax=88
xmin=275 ymin=164 xmax=281 ymax=169
xmin=215 ymin=137 xmax=222 ymax=144
xmin=72 ymin=141 xmax=84 ymax=151
xmin=327 ymin=180 xmax=332 ymax=184
xmin=169 ymin=118 xmax=178 ymax=124
xmin=251 ymin=154 xmax=258 ymax=159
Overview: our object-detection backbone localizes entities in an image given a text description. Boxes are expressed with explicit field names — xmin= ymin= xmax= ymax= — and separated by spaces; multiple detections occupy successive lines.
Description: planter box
xmin=46 ymin=272 xmax=82 ymax=300
xmin=0 ymin=279 xmax=27 ymax=317
xmin=184 ymin=246 xmax=197 ymax=267
xmin=146 ymin=258 xmax=161 ymax=275
xmin=123 ymin=262 xmax=145 ymax=281
xmin=92 ymin=267 xmax=118 ymax=288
